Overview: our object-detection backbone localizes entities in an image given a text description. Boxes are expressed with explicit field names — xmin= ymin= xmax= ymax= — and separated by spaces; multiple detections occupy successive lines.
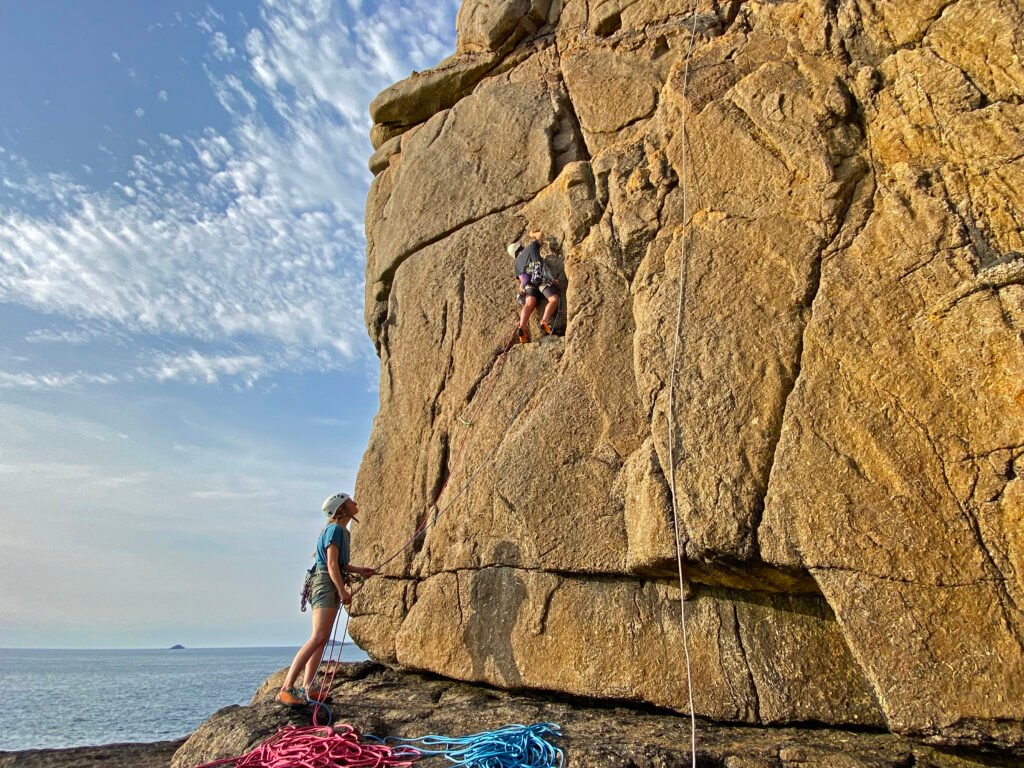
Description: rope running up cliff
xmin=666 ymin=7 xmax=700 ymax=768
xmin=313 ymin=331 xmax=553 ymax=706
xmin=324 ymin=7 xmax=701 ymax=746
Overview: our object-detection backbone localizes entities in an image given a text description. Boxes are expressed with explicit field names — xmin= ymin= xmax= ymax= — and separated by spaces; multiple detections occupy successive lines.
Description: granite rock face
xmin=352 ymin=0 xmax=1024 ymax=750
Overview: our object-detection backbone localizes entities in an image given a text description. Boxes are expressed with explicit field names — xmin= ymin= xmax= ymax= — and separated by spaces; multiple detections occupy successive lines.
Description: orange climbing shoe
xmin=516 ymin=326 xmax=530 ymax=344
xmin=276 ymin=687 xmax=307 ymax=706
xmin=539 ymin=320 xmax=553 ymax=337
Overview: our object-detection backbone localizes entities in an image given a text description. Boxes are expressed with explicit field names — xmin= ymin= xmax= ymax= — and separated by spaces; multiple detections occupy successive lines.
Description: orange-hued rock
xmin=175 ymin=663 xmax=1004 ymax=768
xmin=351 ymin=0 xmax=1024 ymax=749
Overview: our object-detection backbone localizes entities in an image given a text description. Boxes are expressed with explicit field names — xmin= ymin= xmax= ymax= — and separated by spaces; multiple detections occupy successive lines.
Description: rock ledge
xmin=173 ymin=663 xmax=1020 ymax=768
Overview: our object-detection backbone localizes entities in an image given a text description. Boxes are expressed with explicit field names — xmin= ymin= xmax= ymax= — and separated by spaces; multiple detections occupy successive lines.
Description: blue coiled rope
xmin=370 ymin=723 xmax=563 ymax=768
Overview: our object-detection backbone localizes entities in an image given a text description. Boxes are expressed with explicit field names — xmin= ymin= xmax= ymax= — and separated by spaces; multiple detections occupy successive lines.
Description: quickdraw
xmin=300 ymin=564 xmax=316 ymax=613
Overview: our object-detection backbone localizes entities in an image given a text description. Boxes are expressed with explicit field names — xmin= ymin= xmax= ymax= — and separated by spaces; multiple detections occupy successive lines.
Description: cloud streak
xmin=0 ymin=348 xmax=287 ymax=389
xmin=0 ymin=0 xmax=461 ymax=390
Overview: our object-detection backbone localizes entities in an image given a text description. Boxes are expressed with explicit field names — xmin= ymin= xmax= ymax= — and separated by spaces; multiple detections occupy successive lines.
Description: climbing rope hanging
xmin=198 ymin=338 xmax=561 ymax=767
xmin=374 ymin=324 xmax=522 ymax=572
xmin=309 ymin=3 xmax=702 ymax=749
xmin=665 ymin=6 xmax=700 ymax=768
xmin=311 ymin=326 xmax=551 ymax=705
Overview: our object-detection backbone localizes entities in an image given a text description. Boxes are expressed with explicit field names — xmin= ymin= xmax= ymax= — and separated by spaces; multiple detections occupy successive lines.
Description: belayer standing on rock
xmin=509 ymin=230 xmax=559 ymax=343
xmin=277 ymin=493 xmax=375 ymax=706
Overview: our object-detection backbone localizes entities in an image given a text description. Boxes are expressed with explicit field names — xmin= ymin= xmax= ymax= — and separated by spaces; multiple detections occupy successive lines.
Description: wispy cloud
xmin=0 ymin=0 xmax=461 ymax=650
xmin=25 ymin=327 xmax=101 ymax=345
xmin=197 ymin=6 xmax=226 ymax=35
xmin=189 ymin=489 xmax=277 ymax=500
xmin=1 ymin=348 xmax=279 ymax=390
xmin=148 ymin=350 xmax=268 ymax=387
xmin=0 ymin=0 xmax=461 ymax=392
xmin=0 ymin=371 xmax=119 ymax=390
xmin=311 ymin=416 xmax=350 ymax=427
xmin=211 ymin=31 xmax=235 ymax=60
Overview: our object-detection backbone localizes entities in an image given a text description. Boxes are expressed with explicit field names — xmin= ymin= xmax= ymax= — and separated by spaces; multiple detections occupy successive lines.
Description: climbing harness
xmin=511 ymin=240 xmax=555 ymax=286
xmin=511 ymin=238 xmax=563 ymax=338
xmin=371 ymin=723 xmax=564 ymax=768
xmin=665 ymin=7 xmax=700 ymax=768
xmin=193 ymin=724 xmax=421 ymax=768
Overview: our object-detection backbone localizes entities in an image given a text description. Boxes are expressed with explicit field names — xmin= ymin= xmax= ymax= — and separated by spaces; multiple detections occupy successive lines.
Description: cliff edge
xmin=350 ymin=0 xmax=1024 ymax=750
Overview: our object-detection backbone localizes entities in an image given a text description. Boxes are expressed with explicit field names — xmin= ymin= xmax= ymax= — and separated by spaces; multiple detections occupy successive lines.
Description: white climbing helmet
xmin=322 ymin=492 xmax=357 ymax=520
xmin=506 ymin=242 xmax=521 ymax=259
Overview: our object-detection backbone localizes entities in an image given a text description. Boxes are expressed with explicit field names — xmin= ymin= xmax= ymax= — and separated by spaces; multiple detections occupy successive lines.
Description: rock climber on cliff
xmin=508 ymin=230 xmax=559 ymax=343
xmin=277 ymin=493 xmax=376 ymax=706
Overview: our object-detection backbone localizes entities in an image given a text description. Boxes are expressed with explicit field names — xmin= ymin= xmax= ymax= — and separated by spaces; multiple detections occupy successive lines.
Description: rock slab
xmin=352 ymin=0 xmax=1024 ymax=750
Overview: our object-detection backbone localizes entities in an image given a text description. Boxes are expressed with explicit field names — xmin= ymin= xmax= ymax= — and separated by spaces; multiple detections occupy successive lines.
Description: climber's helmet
xmin=322 ymin=492 xmax=359 ymax=521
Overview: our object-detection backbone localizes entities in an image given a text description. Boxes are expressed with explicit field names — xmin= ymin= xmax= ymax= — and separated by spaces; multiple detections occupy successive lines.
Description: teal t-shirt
xmin=315 ymin=523 xmax=350 ymax=570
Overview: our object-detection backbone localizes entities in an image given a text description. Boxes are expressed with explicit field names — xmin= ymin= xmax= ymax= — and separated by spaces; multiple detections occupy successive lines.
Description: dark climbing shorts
xmin=310 ymin=569 xmax=340 ymax=610
xmin=523 ymin=283 xmax=558 ymax=300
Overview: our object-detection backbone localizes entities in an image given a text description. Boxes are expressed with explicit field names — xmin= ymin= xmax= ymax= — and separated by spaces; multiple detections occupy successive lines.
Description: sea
xmin=0 ymin=645 xmax=368 ymax=751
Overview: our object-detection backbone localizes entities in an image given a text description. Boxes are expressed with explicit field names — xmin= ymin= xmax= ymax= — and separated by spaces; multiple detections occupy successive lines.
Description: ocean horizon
xmin=0 ymin=641 xmax=360 ymax=651
xmin=0 ymin=645 xmax=369 ymax=751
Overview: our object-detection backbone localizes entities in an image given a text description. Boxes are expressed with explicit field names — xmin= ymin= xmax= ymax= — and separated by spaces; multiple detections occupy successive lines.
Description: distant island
xmin=169 ymin=644 xmax=186 ymax=650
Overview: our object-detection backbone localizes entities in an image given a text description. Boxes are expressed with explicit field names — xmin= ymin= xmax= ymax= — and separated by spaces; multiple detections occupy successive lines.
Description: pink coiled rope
xmin=194 ymin=724 xmax=421 ymax=768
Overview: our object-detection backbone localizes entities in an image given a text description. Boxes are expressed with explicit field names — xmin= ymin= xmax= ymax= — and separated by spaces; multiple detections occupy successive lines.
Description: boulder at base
xmin=172 ymin=663 xmax=1022 ymax=768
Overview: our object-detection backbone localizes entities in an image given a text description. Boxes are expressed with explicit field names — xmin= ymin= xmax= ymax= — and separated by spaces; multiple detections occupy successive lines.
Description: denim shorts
xmin=310 ymin=569 xmax=339 ymax=610
xmin=523 ymin=282 xmax=557 ymax=300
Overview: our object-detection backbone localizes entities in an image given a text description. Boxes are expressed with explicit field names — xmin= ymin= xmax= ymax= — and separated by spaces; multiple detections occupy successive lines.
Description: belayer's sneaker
xmin=276 ymin=687 xmax=308 ymax=706
xmin=517 ymin=326 xmax=529 ymax=344
xmin=539 ymin=320 xmax=553 ymax=337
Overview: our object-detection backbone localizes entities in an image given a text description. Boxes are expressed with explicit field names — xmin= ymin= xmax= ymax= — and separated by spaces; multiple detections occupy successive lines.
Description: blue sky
xmin=0 ymin=0 xmax=460 ymax=648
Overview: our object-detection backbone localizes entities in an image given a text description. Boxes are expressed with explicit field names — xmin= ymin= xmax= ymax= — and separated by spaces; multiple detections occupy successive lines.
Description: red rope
xmin=209 ymin=322 xmax=543 ymax=768
xmin=311 ymin=611 xmax=351 ymax=724
xmin=194 ymin=724 xmax=421 ymax=768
